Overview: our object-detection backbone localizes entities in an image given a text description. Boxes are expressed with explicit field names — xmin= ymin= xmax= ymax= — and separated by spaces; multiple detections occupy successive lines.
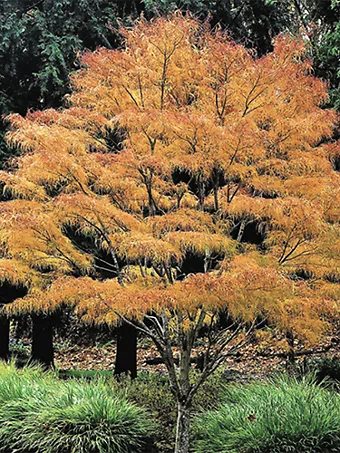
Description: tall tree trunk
xmin=114 ymin=321 xmax=137 ymax=379
xmin=31 ymin=314 xmax=54 ymax=369
xmin=175 ymin=401 xmax=191 ymax=453
xmin=0 ymin=315 xmax=9 ymax=361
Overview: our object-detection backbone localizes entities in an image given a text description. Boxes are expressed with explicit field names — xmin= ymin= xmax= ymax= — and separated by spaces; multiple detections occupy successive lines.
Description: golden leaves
xmin=0 ymin=15 xmax=339 ymax=345
xmin=112 ymin=232 xmax=181 ymax=265
xmin=165 ymin=232 xmax=236 ymax=257
xmin=150 ymin=209 xmax=215 ymax=235
xmin=0 ymin=259 xmax=33 ymax=288
xmin=0 ymin=200 xmax=92 ymax=274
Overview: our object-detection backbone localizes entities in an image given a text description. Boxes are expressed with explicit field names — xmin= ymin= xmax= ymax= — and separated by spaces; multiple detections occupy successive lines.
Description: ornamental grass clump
xmin=194 ymin=375 xmax=340 ymax=453
xmin=0 ymin=362 xmax=154 ymax=453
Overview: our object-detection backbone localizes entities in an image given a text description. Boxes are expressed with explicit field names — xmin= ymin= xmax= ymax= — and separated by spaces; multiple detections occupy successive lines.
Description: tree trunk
xmin=0 ymin=315 xmax=9 ymax=361
xmin=31 ymin=314 xmax=54 ymax=369
xmin=175 ymin=401 xmax=191 ymax=453
xmin=147 ymin=187 xmax=157 ymax=216
xmin=286 ymin=330 xmax=295 ymax=371
xmin=118 ymin=0 xmax=143 ymax=16
xmin=198 ymin=180 xmax=205 ymax=210
xmin=114 ymin=321 xmax=137 ymax=379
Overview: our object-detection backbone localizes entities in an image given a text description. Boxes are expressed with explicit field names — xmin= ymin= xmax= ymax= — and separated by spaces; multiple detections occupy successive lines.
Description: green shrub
xmin=305 ymin=356 xmax=340 ymax=384
xmin=194 ymin=375 xmax=340 ymax=453
xmin=9 ymin=341 xmax=30 ymax=367
xmin=0 ymin=362 xmax=154 ymax=453
xmin=123 ymin=370 xmax=226 ymax=453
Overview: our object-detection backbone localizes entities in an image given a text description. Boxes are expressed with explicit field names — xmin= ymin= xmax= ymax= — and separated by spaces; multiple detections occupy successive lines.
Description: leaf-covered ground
xmin=53 ymin=336 xmax=340 ymax=379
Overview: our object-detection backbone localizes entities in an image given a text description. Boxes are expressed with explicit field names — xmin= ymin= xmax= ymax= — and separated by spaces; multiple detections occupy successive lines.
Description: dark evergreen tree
xmin=302 ymin=0 xmax=340 ymax=110
xmin=144 ymin=0 xmax=295 ymax=55
xmin=0 ymin=0 xmax=129 ymax=167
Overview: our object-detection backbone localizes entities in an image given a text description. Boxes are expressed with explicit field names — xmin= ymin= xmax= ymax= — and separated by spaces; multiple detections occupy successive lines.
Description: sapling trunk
xmin=171 ymin=312 xmax=197 ymax=453
xmin=129 ymin=309 xmax=251 ymax=453
xmin=175 ymin=400 xmax=191 ymax=453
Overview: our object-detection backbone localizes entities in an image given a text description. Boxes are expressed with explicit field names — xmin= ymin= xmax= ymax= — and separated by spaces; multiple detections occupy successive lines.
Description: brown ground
xmin=54 ymin=335 xmax=340 ymax=378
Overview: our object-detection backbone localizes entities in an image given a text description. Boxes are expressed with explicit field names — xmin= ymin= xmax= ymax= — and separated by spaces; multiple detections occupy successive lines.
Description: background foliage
xmin=0 ymin=0 xmax=136 ymax=166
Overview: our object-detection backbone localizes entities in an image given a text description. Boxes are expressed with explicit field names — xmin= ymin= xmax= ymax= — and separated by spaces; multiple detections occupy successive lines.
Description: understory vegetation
xmin=1 ymin=362 xmax=340 ymax=453
xmin=0 ymin=362 xmax=154 ymax=453
xmin=195 ymin=376 xmax=340 ymax=453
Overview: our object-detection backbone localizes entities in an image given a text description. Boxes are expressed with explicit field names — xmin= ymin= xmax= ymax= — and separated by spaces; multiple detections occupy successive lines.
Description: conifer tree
xmin=1 ymin=16 xmax=340 ymax=453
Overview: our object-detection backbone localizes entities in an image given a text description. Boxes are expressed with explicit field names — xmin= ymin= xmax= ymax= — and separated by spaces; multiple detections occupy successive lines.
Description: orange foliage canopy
xmin=1 ymin=15 xmax=340 ymax=346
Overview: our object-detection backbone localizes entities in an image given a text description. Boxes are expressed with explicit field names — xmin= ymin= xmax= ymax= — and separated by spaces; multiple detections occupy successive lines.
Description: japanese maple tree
xmin=1 ymin=15 xmax=340 ymax=453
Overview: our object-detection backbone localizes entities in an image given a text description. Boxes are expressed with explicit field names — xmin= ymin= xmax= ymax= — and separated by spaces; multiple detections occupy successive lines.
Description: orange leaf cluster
xmin=1 ymin=15 xmax=339 ymax=343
